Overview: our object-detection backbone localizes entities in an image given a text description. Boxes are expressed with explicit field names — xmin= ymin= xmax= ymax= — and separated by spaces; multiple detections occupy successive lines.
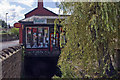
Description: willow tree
xmin=57 ymin=2 xmax=120 ymax=78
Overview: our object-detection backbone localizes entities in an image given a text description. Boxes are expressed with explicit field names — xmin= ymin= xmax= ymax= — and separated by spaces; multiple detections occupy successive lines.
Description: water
xmin=22 ymin=56 xmax=61 ymax=78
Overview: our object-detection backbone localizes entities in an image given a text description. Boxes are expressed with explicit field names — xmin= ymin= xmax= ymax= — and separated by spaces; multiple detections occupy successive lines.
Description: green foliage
xmin=2 ymin=30 xmax=7 ymax=33
xmin=9 ymin=27 xmax=19 ymax=36
xmin=56 ymin=2 xmax=120 ymax=78
xmin=54 ymin=19 xmax=59 ymax=38
xmin=0 ymin=20 xmax=7 ymax=28
xmin=60 ymin=32 xmax=66 ymax=48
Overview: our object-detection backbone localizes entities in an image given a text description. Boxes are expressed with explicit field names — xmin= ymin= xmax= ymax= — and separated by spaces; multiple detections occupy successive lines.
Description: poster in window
xmin=32 ymin=28 xmax=38 ymax=48
xmin=26 ymin=27 xmax=49 ymax=48
xmin=43 ymin=27 xmax=49 ymax=48
xmin=38 ymin=27 xmax=43 ymax=47
xmin=26 ymin=27 xmax=32 ymax=48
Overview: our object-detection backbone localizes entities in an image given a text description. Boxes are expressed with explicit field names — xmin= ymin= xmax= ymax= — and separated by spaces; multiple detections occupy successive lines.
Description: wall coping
xmin=0 ymin=46 xmax=22 ymax=62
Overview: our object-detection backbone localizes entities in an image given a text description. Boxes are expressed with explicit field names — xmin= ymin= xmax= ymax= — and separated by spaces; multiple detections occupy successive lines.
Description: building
xmin=15 ymin=0 xmax=67 ymax=57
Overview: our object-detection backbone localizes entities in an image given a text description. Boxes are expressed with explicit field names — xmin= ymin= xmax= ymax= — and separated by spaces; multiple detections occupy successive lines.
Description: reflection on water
xmin=23 ymin=57 xmax=61 ymax=78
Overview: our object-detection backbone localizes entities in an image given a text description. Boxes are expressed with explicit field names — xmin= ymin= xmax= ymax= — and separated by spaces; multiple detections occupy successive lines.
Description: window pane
xmin=38 ymin=27 xmax=49 ymax=48
xmin=38 ymin=27 xmax=43 ymax=48
xmin=43 ymin=27 xmax=49 ymax=48
xmin=26 ymin=27 xmax=32 ymax=48
xmin=32 ymin=28 xmax=38 ymax=48
xmin=26 ymin=27 xmax=49 ymax=48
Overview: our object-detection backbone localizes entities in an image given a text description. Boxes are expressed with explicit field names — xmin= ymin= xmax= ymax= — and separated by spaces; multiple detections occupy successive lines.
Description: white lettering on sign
xmin=34 ymin=18 xmax=47 ymax=24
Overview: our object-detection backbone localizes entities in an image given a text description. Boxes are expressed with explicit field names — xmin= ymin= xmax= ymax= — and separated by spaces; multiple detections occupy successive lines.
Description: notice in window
xmin=26 ymin=27 xmax=32 ymax=48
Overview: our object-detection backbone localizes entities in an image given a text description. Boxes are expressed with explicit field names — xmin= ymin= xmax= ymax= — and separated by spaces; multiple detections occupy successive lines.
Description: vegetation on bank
xmin=8 ymin=28 xmax=19 ymax=36
xmin=0 ymin=28 xmax=19 ymax=35
xmin=54 ymin=2 xmax=120 ymax=78
xmin=0 ymin=28 xmax=19 ymax=41
xmin=0 ymin=19 xmax=19 ymax=36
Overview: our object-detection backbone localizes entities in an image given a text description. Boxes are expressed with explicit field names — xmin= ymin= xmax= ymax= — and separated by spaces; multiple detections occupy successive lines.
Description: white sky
xmin=0 ymin=0 xmax=63 ymax=26
xmin=0 ymin=0 xmax=119 ymax=26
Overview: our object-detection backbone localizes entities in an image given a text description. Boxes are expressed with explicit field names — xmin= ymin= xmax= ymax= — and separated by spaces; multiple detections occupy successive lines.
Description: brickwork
xmin=0 ymin=46 xmax=22 ymax=79
xmin=25 ymin=0 xmax=57 ymax=18
xmin=25 ymin=8 xmax=58 ymax=18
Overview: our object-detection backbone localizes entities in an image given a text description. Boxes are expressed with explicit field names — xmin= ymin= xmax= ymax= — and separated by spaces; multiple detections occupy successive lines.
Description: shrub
xmin=2 ymin=30 xmax=7 ymax=33
xmin=9 ymin=27 xmax=19 ymax=36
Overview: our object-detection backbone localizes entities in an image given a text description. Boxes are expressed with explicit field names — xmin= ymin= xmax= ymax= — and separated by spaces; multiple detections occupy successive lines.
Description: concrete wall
xmin=0 ymin=46 xmax=22 ymax=79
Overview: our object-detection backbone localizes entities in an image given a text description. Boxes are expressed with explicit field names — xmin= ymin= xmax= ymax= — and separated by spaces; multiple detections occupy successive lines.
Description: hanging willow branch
xmin=55 ymin=2 xmax=120 ymax=79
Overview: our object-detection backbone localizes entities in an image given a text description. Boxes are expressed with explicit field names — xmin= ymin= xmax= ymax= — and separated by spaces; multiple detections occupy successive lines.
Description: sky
xmin=0 ymin=0 xmax=62 ymax=26
xmin=0 ymin=0 xmax=119 ymax=26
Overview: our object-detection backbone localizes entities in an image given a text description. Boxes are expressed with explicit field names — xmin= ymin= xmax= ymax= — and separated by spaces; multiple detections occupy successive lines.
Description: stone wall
xmin=0 ymin=46 xmax=22 ymax=79
xmin=116 ymin=49 xmax=120 ymax=71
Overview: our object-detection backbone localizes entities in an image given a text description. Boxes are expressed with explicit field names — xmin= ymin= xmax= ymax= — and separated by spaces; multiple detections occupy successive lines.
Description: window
xmin=26 ymin=27 xmax=49 ymax=48
xmin=38 ymin=27 xmax=49 ymax=48
xmin=32 ymin=28 xmax=37 ymax=48
xmin=26 ymin=27 xmax=32 ymax=48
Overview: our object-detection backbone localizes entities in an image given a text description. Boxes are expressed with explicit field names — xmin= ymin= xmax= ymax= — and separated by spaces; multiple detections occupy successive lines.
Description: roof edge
xmin=25 ymin=7 xmax=58 ymax=18
xmin=25 ymin=8 xmax=38 ymax=16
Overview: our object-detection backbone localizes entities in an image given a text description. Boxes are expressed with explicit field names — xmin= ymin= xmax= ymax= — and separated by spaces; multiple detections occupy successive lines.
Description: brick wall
xmin=25 ymin=7 xmax=58 ymax=18
xmin=25 ymin=0 xmax=57 ymax=18
xmin=0 ymin=46 xmax=22 ymax=79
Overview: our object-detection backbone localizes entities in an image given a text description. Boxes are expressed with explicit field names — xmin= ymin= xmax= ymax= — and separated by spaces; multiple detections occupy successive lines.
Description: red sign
xmin=33 ymin=28 xmax=37 ymax=33
xmin=14 ymin=23 xmax=21 ymax=28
